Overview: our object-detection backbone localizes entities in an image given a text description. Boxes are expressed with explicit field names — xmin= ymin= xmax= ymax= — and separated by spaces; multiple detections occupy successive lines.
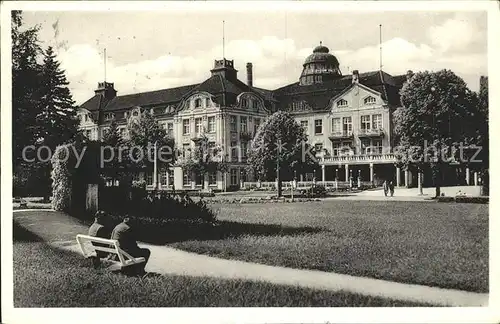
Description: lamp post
xmin=276 ymin=137 xmax=282 ymax=198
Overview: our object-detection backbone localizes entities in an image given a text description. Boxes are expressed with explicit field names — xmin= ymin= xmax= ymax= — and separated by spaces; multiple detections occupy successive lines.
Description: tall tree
xmin=101 ymin=118 xmax=125 ymax=179
xmin=394 ymin=70 xmax=479 ymax=197
xmin=37 ymin=46 xmax=78 ymax=148
xmin=12 ymin=10 xmax=42 ymax=167
xmin=247 ymin=111 xmax=318 ymax=197
xmin=179 ymin=135 xmax=228 ymax=190
xmin=126 ymin=111 xmax=176 ymax=187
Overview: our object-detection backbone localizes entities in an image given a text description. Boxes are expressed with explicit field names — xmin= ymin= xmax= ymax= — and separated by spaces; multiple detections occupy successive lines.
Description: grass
xmin=12 ymin=240 xmax=429 ymax=307
xmin=170 ymin=200 xmax=489 ymax=293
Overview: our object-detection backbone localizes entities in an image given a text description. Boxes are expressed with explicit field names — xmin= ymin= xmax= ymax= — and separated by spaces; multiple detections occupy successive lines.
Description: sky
xmin=22 ymin=10 xmax=487 ymax=105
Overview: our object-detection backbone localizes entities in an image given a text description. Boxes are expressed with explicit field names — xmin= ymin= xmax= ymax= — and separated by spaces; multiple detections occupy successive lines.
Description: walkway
xmin=14 ymin=209 xmax=488 ymax=307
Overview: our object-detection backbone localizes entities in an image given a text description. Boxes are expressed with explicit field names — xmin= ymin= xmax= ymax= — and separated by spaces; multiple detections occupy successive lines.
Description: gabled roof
xmin=103 ymin=84 xmax=198 ymax=111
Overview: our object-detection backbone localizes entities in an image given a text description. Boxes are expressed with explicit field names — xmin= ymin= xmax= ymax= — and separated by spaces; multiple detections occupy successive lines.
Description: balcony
xmin=358 ymin=128 xmax=384 ymax=138
xmin=328 ymin=131 xmax=354 ymax=141
xmin=322 ymin=153 xmax=396 ymax=165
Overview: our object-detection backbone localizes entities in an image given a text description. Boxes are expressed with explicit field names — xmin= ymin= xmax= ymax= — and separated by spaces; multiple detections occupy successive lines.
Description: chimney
xmin=246 ymin=63 xmax=253 ymax=87
xmin=94 ymin=82 xmax=117 ymax=101
xmin=352 ymin=70 xmax=359 ymax=83
xmin=406 ymin=70 xmax=414 ymax=81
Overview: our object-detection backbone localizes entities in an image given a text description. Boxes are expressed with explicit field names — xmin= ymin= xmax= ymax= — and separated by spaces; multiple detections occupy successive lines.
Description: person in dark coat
xmin=88 ymin=210 xmax=111 ymax=267
xmin=383 ymin=180 xmax=388 ymax=197
xmin=389 ymin=181 xmax=395 ymax=197
xmin=111 ymin=217 xmax=150 ymax=275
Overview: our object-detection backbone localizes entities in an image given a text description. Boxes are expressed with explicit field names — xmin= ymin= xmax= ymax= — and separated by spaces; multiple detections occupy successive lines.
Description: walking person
xmin=389 ymin=181 xmax=395 ymax=197
xmin=383 ymin=180 xmax=388 ymax=197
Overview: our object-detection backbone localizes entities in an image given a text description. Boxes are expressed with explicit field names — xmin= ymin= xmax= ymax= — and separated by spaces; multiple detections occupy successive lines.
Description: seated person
xmin=111 ymin=217 xmax=150 ymax=275
xmin=88 ymin=211 xmax=111 ymax=266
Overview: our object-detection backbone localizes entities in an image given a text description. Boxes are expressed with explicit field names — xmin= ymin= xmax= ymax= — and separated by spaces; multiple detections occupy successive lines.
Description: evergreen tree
xmin=12 ymin=10 xmax=42 ymax=167
xmin=37 ymin=46 xmax=78 ymax=148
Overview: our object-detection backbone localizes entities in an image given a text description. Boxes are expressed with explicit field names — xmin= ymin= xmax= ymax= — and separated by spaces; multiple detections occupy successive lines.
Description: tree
xmin=12 ymin=10 xmax=42 ymax=167
xmin=395 ymin=70 xmax=479 ymax=197
xmin=179 ymin=135 xmax=228 ymax=190
xmin=126 ymin=112 xmax=176 ymax=188
xmin=247 ymin=111 xmax=318 ymax=197
xmin=101 ymin=119 xmax=125 ymax=180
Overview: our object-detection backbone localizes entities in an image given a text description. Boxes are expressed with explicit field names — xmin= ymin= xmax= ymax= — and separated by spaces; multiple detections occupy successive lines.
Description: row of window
xmin=314 ymin=138 xmax=383 ymax=156
xmin=183 ymin=117 xmax=216 ymax=135
xmin=229 ymin=115 xmax=261 ymax=133
xmin=143 ymin=170 xmax=220 ymax=187
xmin=301 ymin=114 xmax=383 ymax=135
xmin=336 ymin=96 xmax=376 ymax=108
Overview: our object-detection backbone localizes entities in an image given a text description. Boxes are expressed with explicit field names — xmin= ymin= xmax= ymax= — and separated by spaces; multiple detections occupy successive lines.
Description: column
xmin=357 ymin=170 xmax=361 ymax=188
xmin=465 ymin=167 xmax=470 ymax=185
xmin=300 ymin=174 xmax=304 ymax=182
xmin=404 ymin=170 xmax=409 ymax=187
xmin=474 ymin=172 xmax=478 ymax=186
xmin=418 ymin=171 xmax=423 ymax=194
xmin=321 ymin=165 xmax=326 ymax=183
xmin=369 ymin=163 xmax=374 ymax=182
xmin=345 ymin=164 xmax=349 ymax=182
xmin=396 ymin=167 xmax=401 ymax=187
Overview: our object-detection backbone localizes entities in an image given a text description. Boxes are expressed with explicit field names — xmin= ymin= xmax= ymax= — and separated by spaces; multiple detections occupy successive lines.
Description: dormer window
xmin=241 ymin=98 xmax=248 ymax=108
xmin=252 ymin=100 xmax=258 ymax=109
xmin=205 ymin=98 xmax=210 ymax=107
xmin=132 ymin=110 xmax=139 ymax=117
xmin=364 ymin=96 xmax=376 ymax=105
xmin=104 ymin=113 xmax=115 ymax=121
xmin=194 ymin=98 xmax=202 ymax=108
xmin=337 ymin=99 xmax=348 ymax=108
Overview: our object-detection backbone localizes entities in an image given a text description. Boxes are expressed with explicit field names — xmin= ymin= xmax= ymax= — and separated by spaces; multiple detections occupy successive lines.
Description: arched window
xmin=337 ymin=99 xmax=348 ymax=108
xmin=194 ymin=98 xmax=202 ymax=108
xmin=364 ymin=96 xmax=376 ymax=105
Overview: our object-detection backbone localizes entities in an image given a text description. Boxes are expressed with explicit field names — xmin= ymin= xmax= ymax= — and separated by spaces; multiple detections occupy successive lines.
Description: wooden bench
xmin=76 ymin=234 xmax=145 ymax=271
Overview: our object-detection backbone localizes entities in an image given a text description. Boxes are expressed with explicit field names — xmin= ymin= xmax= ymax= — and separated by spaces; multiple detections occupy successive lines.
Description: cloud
xmin=58 ymin=33 xmax=485 ymax=105
xmin=428 ymin=17 xmax=477 ymax=53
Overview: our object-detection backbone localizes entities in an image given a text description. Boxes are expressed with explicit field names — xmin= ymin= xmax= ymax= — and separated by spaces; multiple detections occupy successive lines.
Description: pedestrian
xmin=383 ymin=180 xmax=388 ymax=197
xmin=389 ymin=181 xmax=395 ymax=197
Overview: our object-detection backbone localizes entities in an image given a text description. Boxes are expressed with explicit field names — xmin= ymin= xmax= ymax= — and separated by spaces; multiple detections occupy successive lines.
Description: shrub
xmin=51 ymin=145 xmax=74 ymax=212
xmin=303 ymin=185 xmax=327 ymax=198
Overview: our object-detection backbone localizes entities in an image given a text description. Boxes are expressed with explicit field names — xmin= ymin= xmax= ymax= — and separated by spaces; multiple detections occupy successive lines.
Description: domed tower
xmin=299 ymin=42 xmax=342 ymax=86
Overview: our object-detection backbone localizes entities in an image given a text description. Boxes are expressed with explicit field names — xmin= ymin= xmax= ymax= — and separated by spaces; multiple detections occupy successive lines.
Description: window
xmin=332 ymin=142 xmax=342 ymax=156
xmin=168 ymin=169 xmax=174 ymax=186
xmin=240 ymin=116 xmax=248 ymax=133
xmin=314 ymin=119 xmax=323 ymax=134
xmin=337 ymin=99 xmax=347 ymax=107
xmin=183 ymin=171 xmax=191 ymax=186
xmin=119 ymin=128 xmax=127 ymax=138
xmin=208 ymin=141 xmax=216 ymax=156
xmin=342 ymin=117 xmax=352 ymax=135
xmin=373 ymin=139 xmax=383 ymax=154
xmin=167 ymin=122 xmax=174 ymax=136
xmin=84 ymin=114 xmax=89 ymax=122
xmin=301 ymin=120 xmax=309 ymax=133
xmin=195 ymin=118 xmax=203 ymax=135
xmin=124 ymin=112 xmax=128 ymax=119
xmin=331 ymin=118 xmax=341 ymax=133
xmin=241 ymin=142 xmax=248 ymax=161
xmin=230 ymin=115 xmax=237 ymax=132
xmin=372 ymin=114 xmax=382 ymax=130
xmin=205 ymin=98 xmax=210 ymax=107
xmin=182 ymin=144 xmax=190 ymax=158
xmin=132 ymin=173 xmax=140 ymax=182
xmin=161 ymin=170 xmax=168 ymax=186
xmin=361 ymin=138 xmax=372 ymax=154
xmin=361 ymin=115 xmax=371 ymax=130
xmin=194 ymin=98 xmax=202 ymax=108
xmin=230 ymin=169 xmax=238 ymax=185
xmin=209 ymin=172 xmax=217 ymax=186
xmin=254 ymin=118 xmax=261 ymax=134
xmin=104 ymin=113 xmax=114 ymax=121
xmin=341 ymin=141 xmax=354 ymax=155
xmin=195 ymin=172 xmax=203 ymax=186
xmin=241 ymin=98 xmax=248 ymax=108
xmin=230 ymin=141 xmax=238 ymax=161
xmin=364 ymin=96 xmax=376 ymax=105
xmin=183 ymin=119 xmax=190 ymax=135
xmin=146 ymin=172 xmax=153 ymax=186
xmin=132 ymin=110 xmax=139 ymax=117
xmin=252 ymin=100 xmax=259 ymax=109
xmin=208 ymin=116 xmax=216 ymax=133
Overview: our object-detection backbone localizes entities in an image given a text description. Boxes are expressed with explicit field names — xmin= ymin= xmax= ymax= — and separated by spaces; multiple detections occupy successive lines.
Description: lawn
xmin=170 ymin=200 xmax=489 ymax=293
xmin=12 ymin=223 xmax=428 ymax=307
